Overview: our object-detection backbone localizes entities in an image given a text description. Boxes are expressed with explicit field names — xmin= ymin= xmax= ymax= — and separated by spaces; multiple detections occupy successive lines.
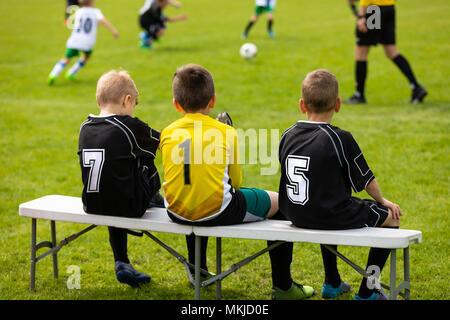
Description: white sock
xmin=67 ymin=60 xmax=85 ymax=76
xmin=49 ymin=61 xmax=66 ymax=77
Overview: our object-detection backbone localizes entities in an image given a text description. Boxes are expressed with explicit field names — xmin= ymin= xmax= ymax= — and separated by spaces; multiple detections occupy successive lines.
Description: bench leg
xmin=389 ymin=249 xmax=397 ymax=300
xmin=51 ymin=221 xmax=58 ymax=279
xmin=30 ymin=219 xmax=37 ymax=291
xmin=404 ymin=247 xmax=411 ymax=299
xmin=216 ymin=237 xmax=222 ymax=300
xmin=194 ymin=235 xmax=201 ymax=300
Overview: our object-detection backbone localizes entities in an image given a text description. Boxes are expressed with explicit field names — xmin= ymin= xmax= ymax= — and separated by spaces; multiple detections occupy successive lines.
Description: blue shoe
xmin=241 ymin=32 xmax=248 ymax=39
xmin=268 ymin=30 xmax=275 ymax=38
xmin=321 ymin=281 xmax=351 ymax=299
xmin=115 ymin=261 xmax=151 ymax=288
xmin=354 ymin=292 xmax=387 ymax=300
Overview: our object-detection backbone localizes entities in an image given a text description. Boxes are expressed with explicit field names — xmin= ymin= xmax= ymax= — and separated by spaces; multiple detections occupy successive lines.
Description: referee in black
xmin=345 ymin=0 xmax=427 ymax=104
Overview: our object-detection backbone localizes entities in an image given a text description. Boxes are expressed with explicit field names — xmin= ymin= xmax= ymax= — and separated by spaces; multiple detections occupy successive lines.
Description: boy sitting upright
xmin=160 ymin=64 xmax=288 ymax=291
xmin=78 ymin=70 xmax=163 ymax=287
xmin=276 ymin=69 xmax=402 ymax=300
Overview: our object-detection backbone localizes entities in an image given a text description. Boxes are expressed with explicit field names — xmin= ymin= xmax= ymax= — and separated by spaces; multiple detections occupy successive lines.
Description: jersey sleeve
xmin=122 ymin=116 xmax=160 ymax=160
xmin=95 ymin=8 xmax=104 ymax=20
xmin=340 ymin=131 xmax=375 ymax=193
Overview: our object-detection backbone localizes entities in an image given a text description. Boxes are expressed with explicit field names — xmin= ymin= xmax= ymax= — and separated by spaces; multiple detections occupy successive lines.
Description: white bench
xmin=19 ymin=195 xmax=422 ymax=300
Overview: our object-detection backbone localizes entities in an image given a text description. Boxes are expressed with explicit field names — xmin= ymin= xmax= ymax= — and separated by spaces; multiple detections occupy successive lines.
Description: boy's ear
xmin=335 ymin=97 xmax=342 ymax=113
xmin=208 ymin=94 xmax=216 ymax=109
xmin=173 ymin=98 xmax=184 ymax=113
xmin=299 ymin=99 xmax=307 ymax=114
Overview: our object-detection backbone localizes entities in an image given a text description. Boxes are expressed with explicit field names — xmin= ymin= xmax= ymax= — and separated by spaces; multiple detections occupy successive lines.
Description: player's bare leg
xmin=265 ymin=191 xmax=279 ymax=219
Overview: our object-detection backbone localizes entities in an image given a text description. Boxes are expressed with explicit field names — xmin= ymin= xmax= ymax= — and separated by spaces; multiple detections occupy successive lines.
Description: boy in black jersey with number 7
xmin=273 ymin=69 xmax=402 ymax=300
xmin=78 ymin=70 xmax=163 ymax=287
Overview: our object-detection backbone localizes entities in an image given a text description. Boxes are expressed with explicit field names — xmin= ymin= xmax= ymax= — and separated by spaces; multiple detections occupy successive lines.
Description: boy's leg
xmin=108 ymin=227 xmax=129 ymax=263
xmin=356 ymin=205 xmax=399 ymax=299
xmin=48 ymin=55 xmax=72 ymax=85
xmin=267 ymin=12 xmax=275 ymax=38
xmin=66 ymin=52 xmax=90 ymax=80
xmin=186 ymin=233 xmax=208 ymax=273
xmin=320 ymin=244 xmax=341 ymax=287
xmin=344 ymin=45 xmax=370 ymax=104
xmin=242 ymin=12 xmax=260 ymax=38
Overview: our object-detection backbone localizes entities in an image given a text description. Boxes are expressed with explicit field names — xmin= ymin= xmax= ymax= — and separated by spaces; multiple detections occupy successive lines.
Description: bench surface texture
xmin=19 ymin=195 xmax=421 ymax=249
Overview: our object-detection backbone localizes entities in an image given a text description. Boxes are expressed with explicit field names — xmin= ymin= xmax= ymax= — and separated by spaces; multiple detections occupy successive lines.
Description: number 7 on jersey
xmin=285 ymin=155 xmax=310 ymax=205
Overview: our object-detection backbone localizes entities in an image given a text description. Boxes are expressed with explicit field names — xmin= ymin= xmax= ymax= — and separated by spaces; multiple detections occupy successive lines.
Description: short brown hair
xmin=78 ymin=0 xmax=93 ymax=6
xmin=96 ymin=70 xmax=139 ymax=106
xmin=301 ymin=69 xmax=339 ymax=113
xmin=172 ymin=64 xmax=215 ymax=112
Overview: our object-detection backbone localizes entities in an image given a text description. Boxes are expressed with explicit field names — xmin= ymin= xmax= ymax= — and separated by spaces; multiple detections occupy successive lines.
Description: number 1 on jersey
xmin=178 ymin=139 xmax=191 ymax=185
xmin=286 ymin=155 xmax=310 ymax=205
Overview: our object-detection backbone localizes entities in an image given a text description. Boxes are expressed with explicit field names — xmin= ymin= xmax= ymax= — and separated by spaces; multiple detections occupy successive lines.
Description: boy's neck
xmin=306 ymin=111 xmax=334 ymax=124
xmin=98 ymin=104 xmax=130 ymax=116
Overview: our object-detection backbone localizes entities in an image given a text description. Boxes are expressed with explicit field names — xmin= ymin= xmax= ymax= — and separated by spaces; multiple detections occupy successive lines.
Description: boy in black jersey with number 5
xmin=78 ymin=70 xmax=163 ymax=287
xmin=274 ymin=69 xmax=402 ymax=300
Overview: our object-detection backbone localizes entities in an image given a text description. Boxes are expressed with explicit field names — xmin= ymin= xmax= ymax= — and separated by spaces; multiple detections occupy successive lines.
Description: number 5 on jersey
xmin=82 ymin=149 xmax=105 ymax=193
xmin=286 ymin=155 xmax=310 ymax=205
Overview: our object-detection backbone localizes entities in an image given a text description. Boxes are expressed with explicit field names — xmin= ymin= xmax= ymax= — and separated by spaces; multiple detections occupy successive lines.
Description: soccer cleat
xmin=411 ymin=85 xmax=428 ymax=104
xmin=272 ymin=281 xmax=315 ymax=300
xmin=215 ymin=112 xmax=233 ymax=126
xmin=268 ymin=30 xmax=275 ymax=38
xmin=115 ymin=261 xmax=151 ymax=288
xmin=47 ymin=75 xmax=57 ymax=86
xmin=65 ymin=72 xmax=77 ymax=82
xmin=241 ymin=32 xmax=248 ymax=40
xmin=354 ymin=291 xmax=387 ymax=300
xmin=343 ymin=93 xmax=367 ymax=104
xmin=321 ymin=281 xmax=351 ymax=299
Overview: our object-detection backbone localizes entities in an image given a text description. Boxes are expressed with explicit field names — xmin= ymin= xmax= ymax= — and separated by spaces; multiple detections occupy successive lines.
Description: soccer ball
xmin=240 ymin=43 xmax=257 ymax=59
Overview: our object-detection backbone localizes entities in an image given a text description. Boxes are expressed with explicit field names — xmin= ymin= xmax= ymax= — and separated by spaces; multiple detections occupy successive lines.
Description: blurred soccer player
xmin=242 ymin=0 xmax=277 ymax=39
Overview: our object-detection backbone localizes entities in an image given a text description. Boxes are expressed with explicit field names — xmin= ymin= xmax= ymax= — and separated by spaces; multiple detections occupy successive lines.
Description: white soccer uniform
xmin=66 ymin=7 xmax=104 ymax=51
xmin=255 ymin=0 xmax=277 ymax=8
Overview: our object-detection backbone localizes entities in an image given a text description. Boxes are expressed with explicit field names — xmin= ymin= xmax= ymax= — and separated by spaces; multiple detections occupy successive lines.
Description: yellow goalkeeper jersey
xmin=160 ymin=113 xmax=241 ymax=222
xmin=360 ymin=0 xmax=395 ymax=6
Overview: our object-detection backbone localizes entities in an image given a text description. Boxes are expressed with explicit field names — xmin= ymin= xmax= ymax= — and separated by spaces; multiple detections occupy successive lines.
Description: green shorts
xmin=254 ymin=5 xmax=274 ymax=15
xmin=64 ymin=48 xmax=92 ymax=59
xmin=240 ymin=188 xmax=272 ymax=222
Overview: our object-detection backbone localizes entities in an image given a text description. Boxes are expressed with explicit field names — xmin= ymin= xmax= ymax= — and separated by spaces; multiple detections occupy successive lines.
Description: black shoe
xmin=343 ymin=93 xmax=367 ymax=104
xmin=411 ymin=85 xmax=428 ymax=104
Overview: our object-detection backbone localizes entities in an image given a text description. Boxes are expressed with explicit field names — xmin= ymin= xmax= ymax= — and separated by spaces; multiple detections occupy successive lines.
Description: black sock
xmin=357 ymin=226 xmax=399 ymax=298
xmin=320 ymin=245 xmax=341 ymax=288
xmin=108 ymin=227 xmax=130 ymax=264
xmin=356 ymin=60 xmax=367 ymax=98
xmin=186 ymin=234 xmax=208 ymax=272
xmin=268 ymin=19 xmax=273 ymax=32
xmin=393 ymin=54 xmax=419 ymax=89
xmin=244 ymin=21 xmax=254 ymax=35
xmin=268 ymin=240 xmax=293 ymax=291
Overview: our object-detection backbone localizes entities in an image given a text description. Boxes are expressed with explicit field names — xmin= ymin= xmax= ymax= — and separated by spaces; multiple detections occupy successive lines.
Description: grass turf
xmin=0 ymin=0 xmax=448 ymax=300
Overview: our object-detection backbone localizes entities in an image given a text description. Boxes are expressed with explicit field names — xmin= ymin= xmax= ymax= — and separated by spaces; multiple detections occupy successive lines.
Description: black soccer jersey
xmin=78 ymin=114 xmax=161 ymax=218
xmin=139 ymin=1 xmax=167 ymax=27
xmin=278 ymin=121 xmax=375 ymax=230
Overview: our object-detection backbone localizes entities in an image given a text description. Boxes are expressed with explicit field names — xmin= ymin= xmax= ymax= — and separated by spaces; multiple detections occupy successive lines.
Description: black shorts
xmin=356 ymin=5 xmax=396 ymax=46
xmin=360 ymin=198 xmax=389 ymax=227
xmin=139 ymin=16 xmax=166 ymax=37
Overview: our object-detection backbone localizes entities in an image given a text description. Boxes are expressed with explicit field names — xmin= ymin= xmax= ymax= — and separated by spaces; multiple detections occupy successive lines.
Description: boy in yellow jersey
xmin=160 ymin=64 xmax=314 ymax=299
xmin=344 ymin=0 xmax=427 ymax=104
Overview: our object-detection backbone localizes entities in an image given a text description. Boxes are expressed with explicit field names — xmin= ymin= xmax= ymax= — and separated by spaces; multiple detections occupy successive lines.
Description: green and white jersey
xmin=66 ymin=7 xmax=104 ymax=51
xmin=255 ymin=0 xmax=277 ymax=8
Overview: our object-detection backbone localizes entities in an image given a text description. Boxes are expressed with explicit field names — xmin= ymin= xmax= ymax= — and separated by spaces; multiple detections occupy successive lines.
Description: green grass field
xmin=0 ymin=0 xmax=448 ymax=300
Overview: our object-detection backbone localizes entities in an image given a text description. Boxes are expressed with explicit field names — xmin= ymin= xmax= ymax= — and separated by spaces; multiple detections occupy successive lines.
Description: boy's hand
xmin=381 ymin=198 xmax=402 ymax=220
xmin=216 ymin=112 xmax=233 ymax=126
xmin=357 ymin=17 xmax=368 ymax=33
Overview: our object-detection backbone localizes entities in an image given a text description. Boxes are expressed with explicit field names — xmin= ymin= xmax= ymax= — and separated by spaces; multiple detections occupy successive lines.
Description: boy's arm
xmin=167 ymin=14 xmax=188 ymax=22
xmin=99 ymin=18 xmax=119 ymax=38
xmin=365 ymin=179 xmax=402 ymax=220
xmin=168 ymin=0 xmax=182 ymax=8
xmin=348 ymin=0 xmax=358 ymax=16
xmin=357 ymin=4 xmax=368 ymax=33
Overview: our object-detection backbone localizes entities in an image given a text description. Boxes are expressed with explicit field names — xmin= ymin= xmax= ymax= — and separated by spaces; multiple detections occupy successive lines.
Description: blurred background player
xmin=64 ymin=0 xmax=80 ymax=27
xmin=344 ymin=0 xmax=427 ymax=104
xmin=48 ymin=0 xmax=119 ymax=85
xmin=138 ymin=0 xmax=187 ymax=49
xmin=242 ymin=0 xmax=277 ymax=39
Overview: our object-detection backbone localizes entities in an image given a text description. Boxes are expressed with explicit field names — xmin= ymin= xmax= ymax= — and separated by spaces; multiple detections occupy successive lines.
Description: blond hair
xmin=96 ymin=70 xmax=139 ymax=106
xmin=301 ymin=69 xmax=339 ymax=113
